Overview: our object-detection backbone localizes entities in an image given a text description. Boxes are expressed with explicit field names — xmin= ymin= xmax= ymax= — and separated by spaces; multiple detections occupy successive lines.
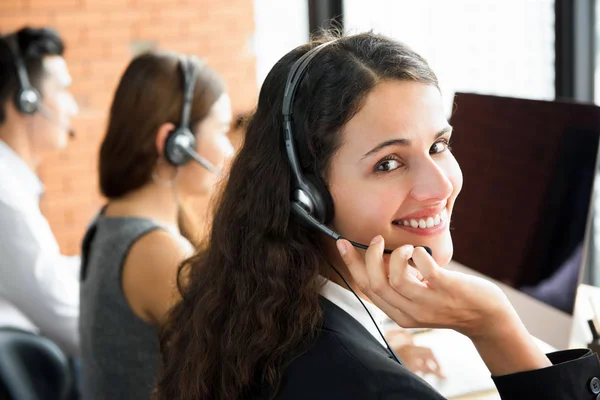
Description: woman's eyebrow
xmin=361 ymin=126 xmax=453 ymax=159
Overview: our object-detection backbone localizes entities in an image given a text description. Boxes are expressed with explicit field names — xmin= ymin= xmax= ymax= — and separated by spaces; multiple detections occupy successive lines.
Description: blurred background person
xmin=0 ymin=26 xmax=80 ymax=356
xmin=79 ymin=51 xmax=233 ymax=400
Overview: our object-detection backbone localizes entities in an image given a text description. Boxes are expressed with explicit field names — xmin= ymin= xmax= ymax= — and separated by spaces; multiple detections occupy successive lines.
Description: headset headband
xmin=180 ymin=56 xmax=198 ymax=129
xmin=282 ymin=41 xmax=335 ymax=189
xmin=6 ymin=35 xmax=34 ymax=92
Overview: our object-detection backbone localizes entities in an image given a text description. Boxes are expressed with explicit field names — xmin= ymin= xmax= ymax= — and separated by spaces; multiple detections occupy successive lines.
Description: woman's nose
xmin=409 ymin=159 xmax=454 ymax=203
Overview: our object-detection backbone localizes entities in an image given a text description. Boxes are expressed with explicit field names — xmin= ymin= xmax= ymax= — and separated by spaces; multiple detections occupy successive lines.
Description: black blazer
xmin=276 ymin=297 xmax=600 ymax=399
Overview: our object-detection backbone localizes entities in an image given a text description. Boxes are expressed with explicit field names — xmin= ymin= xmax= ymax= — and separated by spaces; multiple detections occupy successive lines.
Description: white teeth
xmin=397 ymin=210 xmax=447 ymax=229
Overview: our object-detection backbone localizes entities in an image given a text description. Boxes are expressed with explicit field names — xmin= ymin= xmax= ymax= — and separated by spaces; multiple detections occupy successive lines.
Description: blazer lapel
xmin=319 ymin=296 xmax=402 ymax=363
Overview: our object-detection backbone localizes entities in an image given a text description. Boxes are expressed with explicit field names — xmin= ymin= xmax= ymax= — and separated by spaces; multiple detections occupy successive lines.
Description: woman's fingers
xmin=388 ymin=245 xmax=425 ymax=301
xmin=364 ymin=235 xmax=389 ymax=295
xmin=336 ymin=239 xmax=369 ymax=287
xmin=337 ymin=238 xmax=419 ymax=327
xmin=410 ymin=246 xmax=442 ymax=285
xmin=363 ymin=237 xmax=421 ymax=312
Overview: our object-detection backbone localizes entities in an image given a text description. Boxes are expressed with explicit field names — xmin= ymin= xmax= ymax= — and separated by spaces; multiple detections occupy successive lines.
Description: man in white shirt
xmin=0 ymin=27 xmax=80 ymax=356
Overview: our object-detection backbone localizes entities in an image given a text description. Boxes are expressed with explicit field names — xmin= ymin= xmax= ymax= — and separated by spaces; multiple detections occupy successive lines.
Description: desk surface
xmin=408 ymin=328 xmax=554 ymax=400
xmin=451 ymin=391 xmax=500 ymax=400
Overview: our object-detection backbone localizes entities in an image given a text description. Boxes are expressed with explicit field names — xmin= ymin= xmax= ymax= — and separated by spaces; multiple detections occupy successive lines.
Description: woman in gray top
xmin=79 ymin=51 xmax=234 ymax=399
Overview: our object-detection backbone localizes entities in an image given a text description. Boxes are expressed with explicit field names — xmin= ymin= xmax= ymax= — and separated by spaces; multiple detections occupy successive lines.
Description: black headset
xmin=282 ymin=42 xmax=433 ymax=257
xmin=282 ymin=41 xmax=434 ymax=365
xmin=163 ymin=56 xmax=221 ymax=174
xmin=5 ymin=33 xmax=76 ymax=137
xmin=282 ymin=42 xmax=335 ymax=228
xmin=5 ymin=34 xmax=41 ymax=115
xmin=282 ymin=42 xmax=400 ymax=364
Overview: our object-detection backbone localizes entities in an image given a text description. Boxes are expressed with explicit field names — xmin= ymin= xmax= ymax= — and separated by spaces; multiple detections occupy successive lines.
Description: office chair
xmin=0 ymin=328 xmax=72 ymax=400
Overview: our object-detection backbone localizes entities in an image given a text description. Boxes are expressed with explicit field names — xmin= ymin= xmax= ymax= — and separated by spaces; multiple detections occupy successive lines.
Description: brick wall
xmin=0 ymin=0 xmax=257 ymax=254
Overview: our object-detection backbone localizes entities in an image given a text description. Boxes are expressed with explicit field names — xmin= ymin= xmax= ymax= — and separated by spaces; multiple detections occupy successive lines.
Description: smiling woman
xmin=155 ymin=32 xmax=600 ymax=400
xmin=328 ymin=81 xmax=461 ymax=267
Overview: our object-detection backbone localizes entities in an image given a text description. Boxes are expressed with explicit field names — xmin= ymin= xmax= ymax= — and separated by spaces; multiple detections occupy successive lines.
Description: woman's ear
xmin=155 ymin=122 xmax=177 ymax=158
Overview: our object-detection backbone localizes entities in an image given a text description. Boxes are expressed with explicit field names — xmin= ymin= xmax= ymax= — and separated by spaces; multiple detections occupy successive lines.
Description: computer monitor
xmin=448 ymin=92 xmax=600 ymax=348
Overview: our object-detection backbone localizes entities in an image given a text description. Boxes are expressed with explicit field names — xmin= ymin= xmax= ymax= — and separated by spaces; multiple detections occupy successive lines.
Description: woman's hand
xmin=336 ymin=235 xmax=510 ymax=338
xmin=336 ymin=236 xmax=552 ymax=376
xmin=384 ymin=328 xmax=445 ymax=378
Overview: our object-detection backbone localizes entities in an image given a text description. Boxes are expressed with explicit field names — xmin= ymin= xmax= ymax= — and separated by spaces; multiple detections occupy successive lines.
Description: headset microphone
xmin=292 ymin=202 xmax=432 ymax=256
xmin=180 ymin=140 xmax=222 ymax=175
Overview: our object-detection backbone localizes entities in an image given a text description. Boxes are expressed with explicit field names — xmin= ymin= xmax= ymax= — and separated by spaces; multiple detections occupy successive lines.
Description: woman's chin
xmin=431 ymin=241 xmax=453 ymax=267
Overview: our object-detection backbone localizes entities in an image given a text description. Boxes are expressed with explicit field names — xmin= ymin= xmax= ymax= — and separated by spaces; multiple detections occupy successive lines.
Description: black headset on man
xmin=6 ymin=33 xmax=75 ymax=137
xmin=5 ymin=33 xmax=75 ymax=138
xmin=5 ymin=34 xmax=41 ymax=116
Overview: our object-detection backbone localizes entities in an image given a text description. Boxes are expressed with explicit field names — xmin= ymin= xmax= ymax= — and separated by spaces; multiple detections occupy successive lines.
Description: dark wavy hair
xmin=155 ymin=32 xmax=439 ymax=400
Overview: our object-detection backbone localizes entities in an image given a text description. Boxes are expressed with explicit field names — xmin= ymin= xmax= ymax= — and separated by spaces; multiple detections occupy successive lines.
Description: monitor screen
xmin=449 ymin=93 xmax=600 ymax=317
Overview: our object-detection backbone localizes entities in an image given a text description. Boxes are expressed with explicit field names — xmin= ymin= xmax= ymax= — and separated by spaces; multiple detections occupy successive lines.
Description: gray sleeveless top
xmin=79 ymin=215 xmax=169 ymax=400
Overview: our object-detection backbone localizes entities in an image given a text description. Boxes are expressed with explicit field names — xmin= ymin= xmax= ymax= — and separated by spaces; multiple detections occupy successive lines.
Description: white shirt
xmin=319 ymin=277 xmax=388 ymax=347
xmin=0 ymin=140 xmax=80 ymax=356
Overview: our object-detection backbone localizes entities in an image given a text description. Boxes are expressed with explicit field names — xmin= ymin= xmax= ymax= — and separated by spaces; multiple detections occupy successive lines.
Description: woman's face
xmin=176 ymin=93 xmax=234 ymax=196
xmin=327 ymin=80 xmax=462 ymax=267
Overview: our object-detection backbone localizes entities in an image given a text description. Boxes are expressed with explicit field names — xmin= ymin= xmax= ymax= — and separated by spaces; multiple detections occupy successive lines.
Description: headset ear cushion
xmin=164 ymin=128 xmax=195 ymax=166
xmin=16 ymin=88 xmax=40 ymax=115
xmin=163 ymin=129 xmax=180 ymax=165
xmin=305 ymin=174 xmax=334 ymax=224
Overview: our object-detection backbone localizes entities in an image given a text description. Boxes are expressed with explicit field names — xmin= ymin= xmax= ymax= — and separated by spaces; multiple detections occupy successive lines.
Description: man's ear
xmin=155 ymin=122 xmax=176 ymax=157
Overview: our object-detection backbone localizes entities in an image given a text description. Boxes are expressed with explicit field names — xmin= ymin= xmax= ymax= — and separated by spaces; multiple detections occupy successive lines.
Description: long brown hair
xmin=156 ymin=32 xmax=439 ymax=399
xmin=99 ymin=51 xmax=224 ymax=198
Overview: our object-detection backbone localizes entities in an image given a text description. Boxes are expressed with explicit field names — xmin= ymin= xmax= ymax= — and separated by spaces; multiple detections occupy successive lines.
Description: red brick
xmin=55 ymin=10 xmax=108 ymax=29
xmin=0 ymin=11 xmax=56 ymax=32
xmin=86 ymin=26 xmax=131 ymax=43
xmin=0 ymin=0 xmax=25 ymax=11
xmin=28 ymin=0 xmax=80 ymax=10
xmin=82 ymin=0 xmax=133 ymax=9
xmin=137 ymin=21 xmax=187 ymax=41
xmin=66 ymin=40 xmax=110 ymax=60
xmin=157 ymin=38 xmax=203 ymax=54
xmin=153 ymin=7 xmax=202 ymax=23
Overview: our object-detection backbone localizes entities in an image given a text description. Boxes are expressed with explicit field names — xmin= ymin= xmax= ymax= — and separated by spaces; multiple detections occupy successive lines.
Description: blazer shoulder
xmin=279 ymin=328 xmax=442 ymax=400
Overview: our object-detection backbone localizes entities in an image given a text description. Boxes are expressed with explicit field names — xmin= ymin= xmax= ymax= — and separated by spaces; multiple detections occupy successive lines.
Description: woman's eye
xmin=430 ymin=140 xmax=451 ymax=154
xmin=375 ymin=158 xmax=402 ymax=172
